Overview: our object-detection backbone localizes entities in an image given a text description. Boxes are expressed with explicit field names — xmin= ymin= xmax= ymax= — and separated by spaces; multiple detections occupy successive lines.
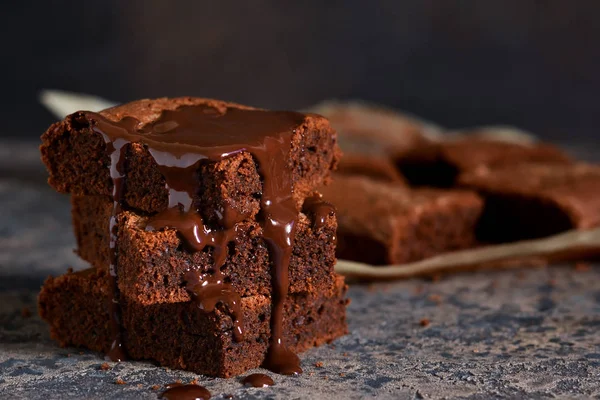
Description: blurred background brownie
xmin=459 ymin=163 xmax=600 ymax=242
xmin=396 ymin=137 xmax=572 ymax=187
xmin=320 ymin=175 xmax=483 ymax=265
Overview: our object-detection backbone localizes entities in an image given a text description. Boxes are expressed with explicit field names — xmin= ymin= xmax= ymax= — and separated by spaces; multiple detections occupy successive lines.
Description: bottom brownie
xmin=38 ymin=268 xmax=348 ymax=377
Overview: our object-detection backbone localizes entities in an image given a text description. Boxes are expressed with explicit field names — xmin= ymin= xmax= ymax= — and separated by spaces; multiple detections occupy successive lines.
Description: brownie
xmin=309 ymin=100 xmax=438 ymax=157
xmin=336 ymin=153 xmax=406 ymax=183
xmin=41 ymin=97 xmax=340 ymax=224
xmin=458 ymin=163 xmax=600 ymax=243
xmin=71 ymin=195 xmax=338 ymax=303
xmin=320 ymin=175 xmax=483 ymax=265
xmin=38 ymin=268 xmax=348 ymax=378
xmin=396 ymin=138 xmax=572 ymax=187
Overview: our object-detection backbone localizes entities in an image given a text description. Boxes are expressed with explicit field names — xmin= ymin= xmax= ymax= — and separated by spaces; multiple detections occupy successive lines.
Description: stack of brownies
xmin=38 ymin=97 xmax=348 ymax=377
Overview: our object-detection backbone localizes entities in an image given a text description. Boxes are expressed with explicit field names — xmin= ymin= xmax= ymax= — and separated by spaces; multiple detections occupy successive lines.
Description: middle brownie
xmin=72 ymin=195 xmax=338 ymax=304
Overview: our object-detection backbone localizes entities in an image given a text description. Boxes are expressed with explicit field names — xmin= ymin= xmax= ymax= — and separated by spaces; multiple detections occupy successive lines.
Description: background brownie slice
xmin=320 ymin=175 xmax=483 ymax=265
xmin=72 ymin=195 xmax=338 ymax=303
xmin=38 ymin=268 xmax=349 ymax=378
xmin=458 ymin=163 xmax=600 ymax=243
xmin=396 ymin=138 xmax=572 ymax=187
xmin=335 ymin=153 xmax=407 ymax=183
xmin=41 ymin=97 xmax=340 ymax=224
xmin=309 ymin=100 xmax=440 ymax=158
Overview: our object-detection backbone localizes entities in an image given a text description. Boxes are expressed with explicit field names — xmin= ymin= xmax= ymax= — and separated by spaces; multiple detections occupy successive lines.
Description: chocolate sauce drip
xmin=160 ymin=383 xmax=211 ymax=400
xmin=241 ymin=373 xmax=275 ymax=387
xmin=97 ymin=132 xmax=129 ymax=362
xmin=88 ymin=104 xmax=306 ymax=373
xmin=302 ymin=194 xmax=336 ymax=230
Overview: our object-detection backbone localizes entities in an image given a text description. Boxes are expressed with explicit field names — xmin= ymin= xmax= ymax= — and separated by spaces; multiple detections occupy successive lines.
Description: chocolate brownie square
xmin=38 ymin=268 xmax=348 ymax=377
xmin=459 ymin=163 xmax=600 ymax=242
xmin=71 ymin=195 xmax=338 ymax=303
xmin=335 ymin=153 xmax=406 ymax=183
xmin=320 ymin=175 xmax=483 ymax=265
xmin=396 ymin=138 xmax=572 ymax=187
xmin=41 ymin=97 xmax=340 ymax=225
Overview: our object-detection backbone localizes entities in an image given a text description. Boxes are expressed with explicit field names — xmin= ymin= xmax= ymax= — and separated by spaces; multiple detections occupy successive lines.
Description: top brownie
xmin=41 ymin=97 xmax=340 ymax=225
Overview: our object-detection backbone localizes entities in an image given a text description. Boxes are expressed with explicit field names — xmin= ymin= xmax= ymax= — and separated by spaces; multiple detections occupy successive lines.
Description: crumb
xmin=575 ymin=262 xmax=591 ymax=272
xmin=329 ymin=344 xmax=336 ymax=350
xmin=339 ymin=373 xmax=345 ymax=377
xmin=21 ymin=307 xmax=32 ymax=318
xmin=428 ymin=294 xmax=442 ymax=304
xmin=151 ymin=385 xmax=160 ymax=390
xmin=308 ymin=372 xmax=314 ymax=376
xmin=419 ymin=318 xmax=430 ymax=327
xmin=323 ymin=376 xmax=329 ymax=380
xmin=315 ymin=361 xmax=324 ymax=368
xmin=99 ymin=362 xmax=110 ymax=371
xmin=342 ymin=352 xmax=348 ymax=357
xmin=164 ymin=367 xmax=170 ymax=372
xmin=188 ymin=378 xmax=198 ymax=385
xmin=115 ymin=378 xmax=126 ymax=385
xmin=137 ymin=384 xmax=143 ymax=388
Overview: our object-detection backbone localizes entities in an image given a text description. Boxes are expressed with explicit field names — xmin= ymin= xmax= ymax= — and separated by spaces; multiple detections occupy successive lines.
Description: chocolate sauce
xmin=302 ymin=194 xmax=336 ymax=230
xmin=87 ymin=103 xmax=306 ymax=373
xmin=241 ymin=373 xmax=275 ymax=387
xmin=160 ymin=383 xmax=211 ymax=400
xmin=99 ymin=133 xmax=129 ymax=362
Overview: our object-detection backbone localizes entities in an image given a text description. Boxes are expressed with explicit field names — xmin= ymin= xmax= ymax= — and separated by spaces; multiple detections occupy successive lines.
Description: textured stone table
xmin=1 ymin=141 xmax=600 ymax=399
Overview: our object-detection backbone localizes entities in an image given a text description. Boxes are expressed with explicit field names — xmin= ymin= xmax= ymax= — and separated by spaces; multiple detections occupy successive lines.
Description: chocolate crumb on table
xmin=459 ymin=163 xmax=600 ymax=243
xmin=396 ymin=138 xmax=572 ymax=187
xmin=115 ymin=378 xmax=126 ymax=385
xmin=38 ymin=97 xmax=348 ymax=378
xmin=320 ymin=175 xmax=483 ymax=265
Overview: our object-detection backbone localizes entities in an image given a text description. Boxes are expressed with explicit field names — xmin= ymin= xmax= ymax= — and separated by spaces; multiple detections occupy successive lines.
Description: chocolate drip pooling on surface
xmin=88 ymin=105 xmax=306 ymax=373
xmin=160 ymin=383 xmax=211 ymax=400
xmin=241 ymin=373 xmax=275 ymax=387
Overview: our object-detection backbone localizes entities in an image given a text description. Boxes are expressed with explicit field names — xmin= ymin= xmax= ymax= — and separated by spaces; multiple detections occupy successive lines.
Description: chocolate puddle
xmin=88 ymin=104 xmax=306 ymax=373
xmin=241 ymin=373 xmax=275 ymax=387
xmin=160 ymin=383 xmax=211 ymax=400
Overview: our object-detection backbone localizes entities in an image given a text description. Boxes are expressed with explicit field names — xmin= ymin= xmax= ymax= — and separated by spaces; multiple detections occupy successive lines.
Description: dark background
xmin=3 ymin=1 xmax=599 ymax=141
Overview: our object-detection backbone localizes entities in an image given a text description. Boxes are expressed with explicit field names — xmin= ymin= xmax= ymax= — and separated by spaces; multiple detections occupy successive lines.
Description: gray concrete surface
xmin=1 ymin=142 xmax=600 ymax=399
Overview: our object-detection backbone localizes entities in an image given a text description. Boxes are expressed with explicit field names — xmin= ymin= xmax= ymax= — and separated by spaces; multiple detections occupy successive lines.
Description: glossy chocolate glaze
xmin=160 ymin=383 xmax=211 ymax=400
xmin=241 ymin=373 xmax=275 ymax=387
xmin=86 ymin=104 xmax=306 ymax=373
xmin=303 ymin=194 xmax=336 ymax=230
